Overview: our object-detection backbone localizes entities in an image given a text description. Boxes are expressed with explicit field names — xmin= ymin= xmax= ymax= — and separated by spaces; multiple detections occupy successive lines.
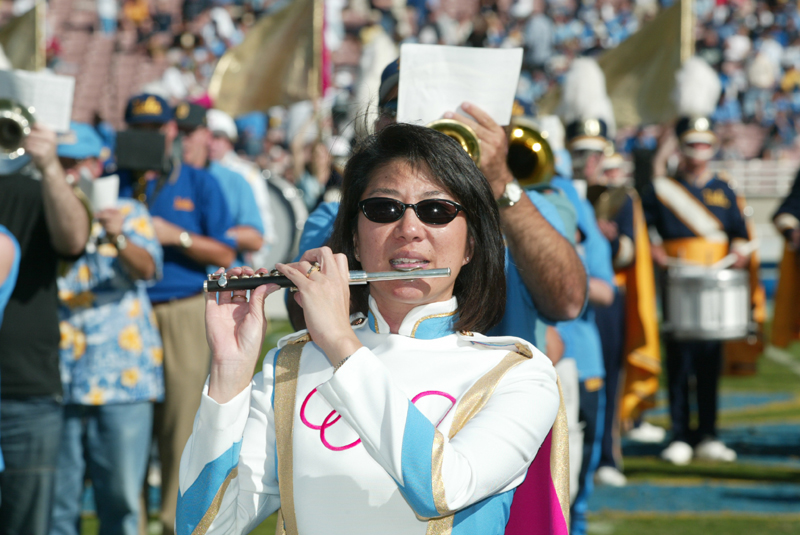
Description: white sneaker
xmin=694 ymin=438 xmax=737 ymax=462
xmin=595 ymin=466 xmax=628 ymax=487
xmin=661 ymin=440 xmax=693 ymax=465
xmin=626 ymin=421 xmax=667 ymax=443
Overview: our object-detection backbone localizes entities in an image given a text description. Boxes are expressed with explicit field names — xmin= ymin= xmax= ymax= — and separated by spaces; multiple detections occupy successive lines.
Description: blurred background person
xmin=174 ymin=101 xmax=264 ymax=267
xmin=0 ymin=223 xmax=20 ymax=496
xmin=207 ymin=108 xmax=273 ymax=268
xmin=556 ymin=56 xmax=617 ymax=535
xmin=0 ymin=224 xmax=18 ymax=328
xmin=0 ymin=122 xmax=90 ymax=535
xmin=116 ymin=93 xmax=235 ymax=535
xmin=50 ymin=123 xmax=164 ymax=535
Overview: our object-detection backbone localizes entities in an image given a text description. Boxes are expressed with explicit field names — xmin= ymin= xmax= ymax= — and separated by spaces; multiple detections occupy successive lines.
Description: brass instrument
xmin=0 ymin=99 xmax=34 ymax=160
xmin=587 ymin=184 xmax=631 ymax=220
xmin=427 ymin=119 xmax=481 ymax=166
xmin=507 ymin=116 xmax=555 ymax=187
xmin=427 ymin=116 xmax=555 ymax=187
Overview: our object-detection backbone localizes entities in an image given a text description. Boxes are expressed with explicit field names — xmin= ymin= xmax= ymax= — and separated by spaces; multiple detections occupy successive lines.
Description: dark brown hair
xmin=327 ymin=123 xmax=506 ymax=334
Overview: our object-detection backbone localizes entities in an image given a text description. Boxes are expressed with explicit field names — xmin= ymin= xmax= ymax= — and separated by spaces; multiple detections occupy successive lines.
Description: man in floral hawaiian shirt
xmin=50 ymin=123 xmax=164 ymax=535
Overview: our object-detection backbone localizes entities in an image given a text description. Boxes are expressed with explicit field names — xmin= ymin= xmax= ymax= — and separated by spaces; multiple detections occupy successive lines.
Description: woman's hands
xmin=206 ymin=266 xmax=280 ymax=403
xmin=276 ymin=247 xmax=363 ymax=367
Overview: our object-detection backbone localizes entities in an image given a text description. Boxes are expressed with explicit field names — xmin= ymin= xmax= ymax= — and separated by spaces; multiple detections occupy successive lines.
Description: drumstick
xmin=710 ymin=240 xmax=759 ymax=270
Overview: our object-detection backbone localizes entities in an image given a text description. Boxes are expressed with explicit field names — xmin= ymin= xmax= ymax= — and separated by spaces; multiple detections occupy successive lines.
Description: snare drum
xmin=260 ymin=175 xmax=308 ymax=268
xmin=663 ymin=267 xmax=750 ymax=341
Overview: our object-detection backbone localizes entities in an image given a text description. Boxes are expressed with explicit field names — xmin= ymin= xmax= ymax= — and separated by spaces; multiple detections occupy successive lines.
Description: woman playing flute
xmin=176 ymin=124 xmax=562 ymax=535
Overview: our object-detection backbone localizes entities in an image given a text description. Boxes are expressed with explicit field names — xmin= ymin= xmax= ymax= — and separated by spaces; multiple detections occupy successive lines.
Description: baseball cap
xmin=125 ymin=94 xmax=173 ymax=125
xmin=379 ymin=58 xmax=400 ymax=106
xmin=174 ymin=101 xmax=207 ymax=130
xmin=207 ymin=109 xmax=238 ymax=142
xmin=57 ymin=122 xmax=104 ymax=160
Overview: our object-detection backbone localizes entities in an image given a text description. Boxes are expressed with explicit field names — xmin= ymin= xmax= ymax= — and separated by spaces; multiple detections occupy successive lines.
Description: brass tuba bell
xmin=0 ymin=99 xmax=34 ymax=160
xmin=506 ymin=117 xmax=555 ymax=187
xmin=427 ymin=116 xmax=555 ymax=187
xmin=427 ymin=118 xmax=481 ymax=166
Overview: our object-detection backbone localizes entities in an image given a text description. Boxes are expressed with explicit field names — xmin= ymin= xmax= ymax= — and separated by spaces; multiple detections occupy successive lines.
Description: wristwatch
xmin=497 ymin=180 xmax=523 ymax=207
xmin=179 ymin=231 xmax=193 ymax=249
xmin=114 ymin=234 xmax=128 ymax=251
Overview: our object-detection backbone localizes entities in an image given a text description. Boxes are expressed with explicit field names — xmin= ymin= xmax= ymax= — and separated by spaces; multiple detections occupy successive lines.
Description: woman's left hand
xmin=276 ymin=247 xmax=363 ymax=366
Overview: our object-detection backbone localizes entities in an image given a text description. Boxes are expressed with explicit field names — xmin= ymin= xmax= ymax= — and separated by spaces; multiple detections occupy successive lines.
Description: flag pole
xmin=311 ymin=0 xmax=323 ymax=101
xmin=680 ymin=0 xmax=695 ymax=63
xmin=35 ymin=0 xmax=46 ymax=70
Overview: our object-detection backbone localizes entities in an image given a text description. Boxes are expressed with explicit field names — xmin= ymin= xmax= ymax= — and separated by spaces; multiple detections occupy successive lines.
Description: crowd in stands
xmin=0 ymin=1 xmax=789 ymax=203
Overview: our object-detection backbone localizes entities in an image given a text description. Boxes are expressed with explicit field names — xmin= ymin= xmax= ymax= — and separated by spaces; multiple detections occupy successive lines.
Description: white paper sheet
xmin=397 ymin=45 xmax=523 ymax=127
xmin=0 ymin=69 xmax=75 ymax=132
xmin=80 ymin=174 xmax=119 ymax=211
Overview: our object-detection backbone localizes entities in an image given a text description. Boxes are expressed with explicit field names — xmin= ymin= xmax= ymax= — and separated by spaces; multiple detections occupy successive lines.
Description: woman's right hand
xmin=206 ymin=266 xmax=280 ymax=403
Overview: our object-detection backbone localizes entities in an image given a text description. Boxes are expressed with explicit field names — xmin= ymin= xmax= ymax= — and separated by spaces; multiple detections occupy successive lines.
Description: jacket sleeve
xmin=315 ymin=346 xmax=560 ymax=518
xmin=176 ymin=350 xmax=281 ymax=535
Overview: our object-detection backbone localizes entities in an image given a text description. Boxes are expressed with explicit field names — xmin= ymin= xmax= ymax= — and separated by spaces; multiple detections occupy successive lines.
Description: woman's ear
xmin=462 ymin=235 xmax=475 ymax=266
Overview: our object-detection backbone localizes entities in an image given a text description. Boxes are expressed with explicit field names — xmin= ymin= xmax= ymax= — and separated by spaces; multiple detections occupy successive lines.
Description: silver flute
xmin=203 ymin=268 xmax=452 ymax=293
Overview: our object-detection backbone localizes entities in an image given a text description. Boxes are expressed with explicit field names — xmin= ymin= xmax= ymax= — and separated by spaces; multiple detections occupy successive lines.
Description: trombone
xmin=427 ymin=115 xmax=555 ymax=187
xmin=0 ymin=99 xmax=34 ymax=160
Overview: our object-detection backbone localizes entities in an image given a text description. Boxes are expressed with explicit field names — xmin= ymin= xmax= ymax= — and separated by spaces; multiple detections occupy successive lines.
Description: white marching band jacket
xmin=176 ymin=296 xmax=561 ymax=535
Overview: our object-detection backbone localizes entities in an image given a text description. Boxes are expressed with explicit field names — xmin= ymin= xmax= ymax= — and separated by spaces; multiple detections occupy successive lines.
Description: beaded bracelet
xmin=333 ymin=355 xmax=352 ymax=374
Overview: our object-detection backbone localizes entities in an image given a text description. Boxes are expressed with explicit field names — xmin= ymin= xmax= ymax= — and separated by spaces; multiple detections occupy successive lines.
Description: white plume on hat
xmin=673 ymin=57 xmax=721 ymax=118
xmin=538 ymin=115 xmax=565 ymax=152
xmin=557 ymin=57 xmax=616 ymax=138
xmin=207 ymin=109 xmax=238 ymax=142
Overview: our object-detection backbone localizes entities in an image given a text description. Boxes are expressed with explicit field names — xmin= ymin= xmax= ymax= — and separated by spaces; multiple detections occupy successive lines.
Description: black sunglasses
xmin=358 ymin=197 xmax=465 ymax=225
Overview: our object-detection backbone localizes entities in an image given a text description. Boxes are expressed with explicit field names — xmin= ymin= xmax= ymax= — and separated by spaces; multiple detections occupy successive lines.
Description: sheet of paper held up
xmin=0 ymin=69 xmax=75 ymax=133
xmin=397 ymin=45 xmax=523 ymax=127
xmin=80 ymin=174 xmax=120 ymax=211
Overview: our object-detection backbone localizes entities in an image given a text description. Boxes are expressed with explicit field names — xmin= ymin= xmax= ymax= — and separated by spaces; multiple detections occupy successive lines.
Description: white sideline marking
xmin=764 ymin=345 xmax=800 ymax=377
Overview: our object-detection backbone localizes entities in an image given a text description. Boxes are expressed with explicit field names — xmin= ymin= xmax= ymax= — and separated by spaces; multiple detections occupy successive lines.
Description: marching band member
xmin=642 ymin=57 xmax=750 ymax=465
xmin=591 ymin=152 xmax=663 ymax=487
xmin=771 ymin=170 xmax=800 ymax=348
xmin=176 ymin=123 xmax=568 ymax=535
xmin=288 ymin=57 xmax=588 ymax=348
xmin=554 ymin=57 xmax=616 ymax=535
xmin=116 ymin=94 xmax=237 ymax=535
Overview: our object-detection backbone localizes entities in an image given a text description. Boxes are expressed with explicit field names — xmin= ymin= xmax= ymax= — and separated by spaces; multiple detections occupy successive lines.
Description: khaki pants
xmin=152 ymin=293 xmax=209 ymax=535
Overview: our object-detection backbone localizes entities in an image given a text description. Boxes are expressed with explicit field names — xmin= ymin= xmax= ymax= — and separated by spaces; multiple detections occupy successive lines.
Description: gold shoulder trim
xmin=274 ymin=342 xmax=306 ymax=535
xmin=551 ymin=378 xmax=570 ymax=528
xmin=448 ymin=351 xmax=529 ymax=440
